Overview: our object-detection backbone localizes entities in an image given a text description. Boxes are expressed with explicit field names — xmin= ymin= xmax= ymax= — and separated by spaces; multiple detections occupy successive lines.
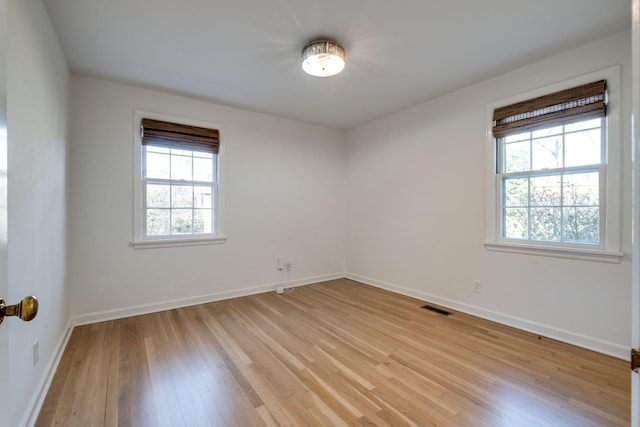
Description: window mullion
xmin=560 ymin=172 xmax=565 ymax=242
xmin=527 ymin=173 xmax=532 ymax=240
xmin=529 ymin=134 xmax=533 ymax=172
xmin=527 ymin=134 xmax=532 ymax=241
xmin=168 ymin=150 xmax=173 ymax=236
xmin=142 ymin=146 xmax=148 ymax=236
xmin=212 ymin=182 xmax=217 ymax=234
xmin=142 ymin=181 xmax=147 ymax=237
xmin=600 ymin=120 xmax=606 ymax=246
xmin=560 ymin=129 xmax=566 ymax=242
xmin=191 ymin=152 xmax=195 ymax=233
xmin=527 ymin=132 xmax=533 ymax=241
xmin=600 ymin=163 xmax=606 ymax=246
xmin=501 ymin=165 xmax=600 ymax=179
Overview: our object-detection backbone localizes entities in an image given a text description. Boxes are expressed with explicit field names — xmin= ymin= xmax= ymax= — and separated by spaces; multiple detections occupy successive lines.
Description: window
xmin=499 ymin=117 xmax=603 ymax=244
xmin=485 ymin=68 xmax=622 ymax=262
xmin=132 ymin=112 xmax=225 ymax=248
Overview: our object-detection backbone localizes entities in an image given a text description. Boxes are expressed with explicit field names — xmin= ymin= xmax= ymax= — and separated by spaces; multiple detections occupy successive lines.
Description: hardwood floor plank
xmin=102 ymin=321 xmax=122 ymax=427
xmin=36 ymin=279 xmax=630 ymax=426
xmin=79 ymin=323 xmax=109 ymax=425
xmin=117 ymin=317 xmax=158 ymax=427
xmin=40 ymin=324 xmax=90 ymax=426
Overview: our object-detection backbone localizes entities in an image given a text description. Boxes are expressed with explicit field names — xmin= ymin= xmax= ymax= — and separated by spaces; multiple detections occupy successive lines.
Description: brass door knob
xmin=0 ymin=296 xmax=38 ymax=325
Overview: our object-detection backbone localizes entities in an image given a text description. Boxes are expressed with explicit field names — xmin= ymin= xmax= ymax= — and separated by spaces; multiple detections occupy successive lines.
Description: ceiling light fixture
xmin=301 ymin=39 xmax=345 ymax=77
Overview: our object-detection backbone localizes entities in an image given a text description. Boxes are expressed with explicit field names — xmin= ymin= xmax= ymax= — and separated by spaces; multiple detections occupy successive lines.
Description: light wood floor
xmin=36 ymin=279 xmax=630 ymax=426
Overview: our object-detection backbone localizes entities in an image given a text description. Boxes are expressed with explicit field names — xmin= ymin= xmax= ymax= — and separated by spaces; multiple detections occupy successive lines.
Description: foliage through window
xmin=143 ymin=145 xmax=217 ymax=237
xmin=498 ymin=118 xmax=603 ymax=244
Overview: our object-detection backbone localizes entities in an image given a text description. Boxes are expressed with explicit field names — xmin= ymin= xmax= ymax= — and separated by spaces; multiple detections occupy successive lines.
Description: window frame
xmin=484 ymin=66 xmax=623 ymax=263
xmin=131 ymin=110 xmax=226 ymax=249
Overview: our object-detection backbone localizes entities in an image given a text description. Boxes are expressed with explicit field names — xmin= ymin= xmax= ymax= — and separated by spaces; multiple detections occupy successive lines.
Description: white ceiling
xmin=42 ymin=0 xmax=630 ymax=130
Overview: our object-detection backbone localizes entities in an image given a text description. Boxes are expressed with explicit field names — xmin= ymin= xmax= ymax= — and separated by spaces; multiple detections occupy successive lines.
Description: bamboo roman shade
xmin=492 ymin=80 xmax=606 ymax=138
xmin=141 ymin=118 xmax=220 ymax=154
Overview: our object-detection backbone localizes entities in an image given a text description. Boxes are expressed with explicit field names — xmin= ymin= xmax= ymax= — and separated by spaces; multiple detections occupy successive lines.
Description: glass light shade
xmin=301 ymin=40 xmax=345 ymax=77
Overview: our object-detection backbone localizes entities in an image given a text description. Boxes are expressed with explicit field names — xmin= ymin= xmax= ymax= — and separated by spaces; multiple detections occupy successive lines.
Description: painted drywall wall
xmin=346 ymin=31 xmax=632 ymax=358
xmin=68 ymin=76 xmax=346 ymax=317
xmin=7 ymin=0 xmax=69 ymax=424
xmin=0 ymin=0 xmax=8 ymax=422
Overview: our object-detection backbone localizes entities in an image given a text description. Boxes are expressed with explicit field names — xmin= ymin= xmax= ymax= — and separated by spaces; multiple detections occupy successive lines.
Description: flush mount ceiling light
xmin=301 ymin=39 xmax=345 ymax=77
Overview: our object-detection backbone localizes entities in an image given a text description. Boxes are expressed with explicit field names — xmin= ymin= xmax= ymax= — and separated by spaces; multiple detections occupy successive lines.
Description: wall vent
xmin=421 ymin=304 xmax=453 ymax=316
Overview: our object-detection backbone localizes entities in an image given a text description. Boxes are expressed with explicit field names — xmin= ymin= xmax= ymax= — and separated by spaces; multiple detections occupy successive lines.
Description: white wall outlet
xmin=277 ymin=257 xmax=286 ymax=270
xmin=473 ymin=281 xmax=482 ymax=294
xmin=285 ymin=261 xmax=292 ymax=271
xmin=33 ymin=340 xmax=39 ymax=366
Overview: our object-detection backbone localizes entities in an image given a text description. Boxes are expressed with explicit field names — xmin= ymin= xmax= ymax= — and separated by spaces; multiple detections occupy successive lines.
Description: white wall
xmin=7 ymin=0 xmax=69 ymax=425
xmin=346 ymin=31 xmax=632 ymax=358
xmin=68 ymin=76 xmax=346 ymax=318
xmin=70 ymin=32 xmax=633 ymax=358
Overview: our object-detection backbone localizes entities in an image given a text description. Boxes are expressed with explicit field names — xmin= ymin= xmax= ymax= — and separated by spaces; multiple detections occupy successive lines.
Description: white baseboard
xmin=21 ymin=317 xmax=74 ymax=427
xmin=71 ymin=272 xmax=345 ymax=326
xmin=346 ymin=272 xmax=629 ymax=360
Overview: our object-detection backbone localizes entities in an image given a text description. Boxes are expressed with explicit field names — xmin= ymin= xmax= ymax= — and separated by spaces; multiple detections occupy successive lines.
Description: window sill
xmin=484 ymin=241 xmax=624 ymax=263
xmin=130 ymin=236 xmax=227 ymax=249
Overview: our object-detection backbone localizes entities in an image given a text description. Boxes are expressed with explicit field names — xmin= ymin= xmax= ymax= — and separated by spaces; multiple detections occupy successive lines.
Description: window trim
xmin=484 ymin=66 xmax=623 ymax=263
xmin=131 ymin=110 xmax=226 ymax=249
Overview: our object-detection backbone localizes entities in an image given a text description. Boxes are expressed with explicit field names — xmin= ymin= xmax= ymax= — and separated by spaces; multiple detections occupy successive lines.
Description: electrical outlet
xmin=33 ymin=340 xmax=39 ymax=366
xmin=285 ymin=261 xmax=291 ymax=271
xmin=277 ymin=257 xmax=286 ymax=270
xmin=473 ymin=281 xmax=482 ymax=294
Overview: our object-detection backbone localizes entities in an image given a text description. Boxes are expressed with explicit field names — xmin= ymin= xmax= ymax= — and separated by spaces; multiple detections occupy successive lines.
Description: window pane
xmin=565 ymin=128 xmax=600 ymax=167
xmin=505 ymin=132 xmax=529 ymax=143
xmin=146 ymin=209 xmax=170 ymax=236
xmin=563 ymin=172 xmax=599 ymax=206
xmin=146 ymin=184 xmax=170 ymax=208
xmin=504 ymin=140 xmax=530 ymax=173
xmin=193 ymin=157 xmax=214 ymax=182
xmin=194 ymin=209 xmax=212 ymax=233
xmin=171 ymin=148 xmax=192 ymax=156
xmin=532 ymin=125 xmax=562 ymax=139
xmin=565 ymin=118 xmax=600 ymax=133
xmin=171 ymin=209 xmax=193 ymax=234
xmin=503 ymin=208 xmax=528 ymax=239
xmin=194 ymin=151 xmax=214 ymax=159
xmin=530 ymin=207 xmax=561 ymax=241
xmin=171 ymin=185 xmax=193 ymax=208
xmin=171 ymin=154 xmax=193 ymax=180
xmin=145 ymin=152 xmax=170 ymax=179
xmin=532 ymin=135 xmax=562 ymax=170
xmin=194 ymin=186 xmax=212 ymax=208
xmin=146 ymin=145 xmax=170 ymax=154
xmin=503 ymin=177 xmax=528 ymax=207
xmin=530 ymin=175 xmax=561 ymax=206
xmin=563 ymin=207 xmax=599 ymax=243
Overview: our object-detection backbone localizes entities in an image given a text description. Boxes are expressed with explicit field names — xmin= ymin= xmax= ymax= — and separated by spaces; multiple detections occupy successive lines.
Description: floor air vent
xmin=421 ymin=304 xmax=453 ymax=316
